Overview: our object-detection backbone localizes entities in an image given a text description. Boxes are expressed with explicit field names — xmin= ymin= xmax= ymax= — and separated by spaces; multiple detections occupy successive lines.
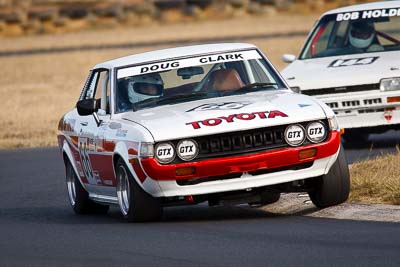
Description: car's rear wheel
xmin=65 ymin=159 xmax=109 ymax=214
xmin=116 ymin=158 xmax=162 ymax=222
xmin=308 ymin=146 xmax=350 ymax=208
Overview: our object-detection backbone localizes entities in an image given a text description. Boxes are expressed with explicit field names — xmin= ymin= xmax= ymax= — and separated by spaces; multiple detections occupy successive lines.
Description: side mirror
xmin=77 ymin=98 xmax=98 ymax=116
xmin=282 ymin=54 xmax=296 ymax=63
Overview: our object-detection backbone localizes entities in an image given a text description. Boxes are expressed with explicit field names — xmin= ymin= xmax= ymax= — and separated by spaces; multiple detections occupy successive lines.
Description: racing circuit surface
xmin=0 ymin=132 xmax=399 ymax=266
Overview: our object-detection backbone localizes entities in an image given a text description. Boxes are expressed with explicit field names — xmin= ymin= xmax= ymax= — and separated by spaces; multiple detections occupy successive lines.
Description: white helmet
xmin=349 ymin=21 xmax=375 ymax=49
xmin=128 ymin=73 xmax=164 ymax=104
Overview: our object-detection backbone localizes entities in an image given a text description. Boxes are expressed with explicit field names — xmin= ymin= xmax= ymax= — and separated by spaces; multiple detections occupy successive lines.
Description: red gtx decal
xmin=185 ymin=110 xmax=288 ymax=129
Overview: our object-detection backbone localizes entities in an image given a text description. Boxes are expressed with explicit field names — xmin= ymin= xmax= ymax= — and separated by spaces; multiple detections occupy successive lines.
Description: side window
xmin=81 ymin=69 xmax=110 ymax=113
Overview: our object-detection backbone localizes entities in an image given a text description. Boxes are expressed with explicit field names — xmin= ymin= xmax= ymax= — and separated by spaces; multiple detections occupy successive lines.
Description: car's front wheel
xmin=65 ymin=159 xmax=109 ymax=214
xmin=115 ymin=158 xmax=162 ymax=222
xmin=308 ymin=146 xmax=350 ymax=208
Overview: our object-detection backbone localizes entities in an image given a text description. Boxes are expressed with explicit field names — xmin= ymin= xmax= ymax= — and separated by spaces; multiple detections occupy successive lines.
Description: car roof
xmin=323 ymin=0 xmax=400 ymax=16
xmin=93 ymin=43 xmax=258 ymax=69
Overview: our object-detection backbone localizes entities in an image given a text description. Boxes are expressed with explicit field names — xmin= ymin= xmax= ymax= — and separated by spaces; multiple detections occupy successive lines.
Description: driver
xmin=127 ymin=73 xmax=164 ymax=104
xmin=348 ymin=21 xmax=383 ymax=52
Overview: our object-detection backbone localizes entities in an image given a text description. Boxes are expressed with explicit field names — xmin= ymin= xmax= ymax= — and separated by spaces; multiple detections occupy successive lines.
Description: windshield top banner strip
xmin=117 ymin=50 xmax=262 ymax=79
xmin=336 ymin=8 xmax=400 ymax=21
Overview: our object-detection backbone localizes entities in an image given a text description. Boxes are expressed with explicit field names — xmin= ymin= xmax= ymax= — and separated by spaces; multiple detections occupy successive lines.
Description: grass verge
xmin=349 ymin=149 xmax=400 ymax=205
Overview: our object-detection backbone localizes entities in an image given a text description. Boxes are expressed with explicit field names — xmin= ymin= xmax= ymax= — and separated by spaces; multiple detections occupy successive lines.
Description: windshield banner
xmin=336 ymin=8 xmax=400 ymax=21
xmin=117 ymin=50 xmax=262 ymax=78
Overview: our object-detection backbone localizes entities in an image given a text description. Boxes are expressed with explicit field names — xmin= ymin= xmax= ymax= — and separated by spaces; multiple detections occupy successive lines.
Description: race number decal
xmin=78 ymin=137 xmax=96 ymax=184
xmin=186 ymin=102 xmax=252 ymax=112
xmin=328 ymin=57 xmax=379 ymax=68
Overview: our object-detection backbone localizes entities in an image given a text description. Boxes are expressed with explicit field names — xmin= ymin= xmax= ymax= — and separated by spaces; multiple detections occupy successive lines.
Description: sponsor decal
xmin=187 ymin=102 xmax=252 ymax=112
xmin=116 ymin=129 xmax=128 ymax=137
xmin=336 ymin=8 xmax=400 ymax=21
xmin=328 ymin=57 xmax=379 ymax=68
xmin=117 ymin=50 xmax=261 ymax=78
xmin=306 ymin=122 xmax=327 ymax=143
xmin=186 ymin=110 xmax=288 ymax=129
xmin=298 ymin=104 xmax=312 ymax=108
xmin=155 ymin=143 xmax=176 ymax=163
xmin=177 ymin=139 xmax=198 ymax=161
xmin=284 ymin=124 xmax=305 ymax=146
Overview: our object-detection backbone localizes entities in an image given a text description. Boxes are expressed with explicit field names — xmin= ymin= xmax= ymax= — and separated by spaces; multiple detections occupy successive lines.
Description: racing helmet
xmin=349 ymin=21 xmax=375 ymax=49
xmin=127 ymin=73 xmax=164 ymax=104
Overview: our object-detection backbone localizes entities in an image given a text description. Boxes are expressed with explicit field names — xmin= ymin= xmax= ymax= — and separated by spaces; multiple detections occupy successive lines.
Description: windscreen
xmin=300 ymin=7 xmax=400 ymax=59
xmin=115 ymin=50 xmax=286 ymax=113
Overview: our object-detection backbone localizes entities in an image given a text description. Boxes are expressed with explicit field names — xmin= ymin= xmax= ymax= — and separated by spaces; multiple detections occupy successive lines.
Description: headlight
xmin=306 ymin=121 xmax=327 ymax=143
xmin=177 ymin=139 xmax=198 ymax=161
xmin=380 ymin=77 xmax=400 ymax=91
xmin=155 ymin=142 xmax=175 ymax=164
xmin=284 ymin=124 xmax=306 ymax=146
xmin=328 ymin=116 xmax=340 ymax=131
xmin=140 ymin=142 xmax=154 ymax=158
xmin=291 ymin=86 xmax=301 ymax=94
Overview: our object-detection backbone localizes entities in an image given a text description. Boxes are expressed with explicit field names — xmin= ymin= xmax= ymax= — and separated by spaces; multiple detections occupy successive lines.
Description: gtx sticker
xmin=336 ymin=8 xmax=400 ymax=21
xmin=186 ymin=110 xmax=288 ymax=129
xmin=117 ymin=50 xmax=262 ymax=78
xmin=328 ymin=57 xmax=379 ymax=68
xmin=187 ymin=102 xmax=252 ymax=112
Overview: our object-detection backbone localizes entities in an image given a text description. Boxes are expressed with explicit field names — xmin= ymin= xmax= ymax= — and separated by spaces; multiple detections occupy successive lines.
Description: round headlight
xmin=306 ymin=121 xmax=327 ymax=143
xmin=177 ymin=139 xmax=198 ymax=161
xmin=284 ymin=124 xmax=306 ymax=146
xmin=155 ymin=142 xmax=175 ymax=164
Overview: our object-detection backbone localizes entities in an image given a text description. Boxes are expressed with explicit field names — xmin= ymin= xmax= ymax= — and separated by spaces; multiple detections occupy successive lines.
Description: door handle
xmin=80 ymin=122 xmax=88 ymax=126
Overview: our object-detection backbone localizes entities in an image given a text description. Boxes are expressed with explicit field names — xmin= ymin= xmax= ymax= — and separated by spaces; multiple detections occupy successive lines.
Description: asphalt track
xmin=0 ymin=132 xmax=399 ymax=267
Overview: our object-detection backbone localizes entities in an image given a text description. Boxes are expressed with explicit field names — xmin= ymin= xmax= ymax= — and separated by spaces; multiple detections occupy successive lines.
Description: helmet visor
xmin=133 ymin=82 xmax=163 ymax=96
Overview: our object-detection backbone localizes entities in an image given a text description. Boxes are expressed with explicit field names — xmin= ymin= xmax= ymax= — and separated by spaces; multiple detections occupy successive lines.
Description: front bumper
xmin=315 ymin=90 xmax=400 ymax=129
xmin=139 ymin=131 xmax=341 ymax=197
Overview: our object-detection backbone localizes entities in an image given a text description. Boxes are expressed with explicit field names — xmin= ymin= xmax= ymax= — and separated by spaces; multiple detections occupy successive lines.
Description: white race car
xmin=282 ymin=0 xmax=400 ymax=142
xmin=58 ymin=43 xmax=349 ymax=222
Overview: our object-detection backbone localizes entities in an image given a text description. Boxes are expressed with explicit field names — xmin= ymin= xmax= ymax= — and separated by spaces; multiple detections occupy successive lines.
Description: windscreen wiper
xmin=224 ymin=82 xmax=278 ymax=96
xmin=155 ymin=93 xmax=208 ymax=104
xmin=132 ymin=93 xmax=208 ymax=111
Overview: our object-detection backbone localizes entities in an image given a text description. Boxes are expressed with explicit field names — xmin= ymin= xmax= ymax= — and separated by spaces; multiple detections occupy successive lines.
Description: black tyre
xmin=115 ymin=158 xmax=162 ymax=222
xmin=343 ymin=130 xmax=369 ymax=145
xmin=65 ymin=159 xmax=109 ymax=214
xmin=309 ymin=146 xmax=350 ymax=208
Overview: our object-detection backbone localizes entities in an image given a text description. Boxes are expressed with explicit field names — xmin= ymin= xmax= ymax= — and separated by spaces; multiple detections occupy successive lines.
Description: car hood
xmin=281 ymin=51 xmax=400 ymax=91
xmin=121 ymin=91 xmax=327 ymax=142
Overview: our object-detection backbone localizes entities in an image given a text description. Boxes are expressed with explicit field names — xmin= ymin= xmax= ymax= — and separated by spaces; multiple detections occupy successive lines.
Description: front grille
xmin=158 ymin=120 xmax=329 ymax=164
xmin=304 ymin=83 xmax=379 ymax=96
xmin=195 ymin=126 xmax=285 ymax=160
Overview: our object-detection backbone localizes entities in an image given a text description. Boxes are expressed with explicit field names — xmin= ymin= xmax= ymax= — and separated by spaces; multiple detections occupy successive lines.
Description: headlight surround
xmin=176 ymin=139 xmax=199 ymax=161
xmin=306 ymin=121 xmax=327 ymax=143
xmin=328 ymin=116 xmax=340 ymax=131
xmin=284 ymin=124 xmax=306 ymax=146
xmin=155 ymin=142 xmax=175 ymax=164
xmin=380 ymin=77 xmax=400 ymax=92
xmin=140 ymin=142 xmax=154 ymax=158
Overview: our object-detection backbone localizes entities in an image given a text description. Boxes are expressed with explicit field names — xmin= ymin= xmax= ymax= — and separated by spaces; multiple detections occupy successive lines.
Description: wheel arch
xmin=61 ymin=140 xmax=87 ymax=190
xmin=112 ymin=141 xmax=144 ymax=189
